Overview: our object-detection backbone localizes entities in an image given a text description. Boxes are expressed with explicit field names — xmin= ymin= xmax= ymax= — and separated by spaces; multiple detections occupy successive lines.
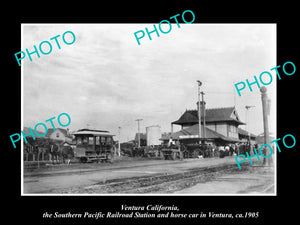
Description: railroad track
xmin=61 ymin=163 xmax=249 ymax=194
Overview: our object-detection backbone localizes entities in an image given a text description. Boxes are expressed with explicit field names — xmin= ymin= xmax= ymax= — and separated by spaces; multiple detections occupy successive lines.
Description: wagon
xmin=144 ymin=146 xmax=160 ymax=158
xmin=160 ymin=148 xmax=183 ymax=160
xmin=182 ymin=144 xmax=201 ymax=158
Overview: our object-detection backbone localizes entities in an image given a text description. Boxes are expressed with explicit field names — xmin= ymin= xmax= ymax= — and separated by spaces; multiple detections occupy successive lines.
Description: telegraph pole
xmin=260 ymin=86 xmax=272 ymax=166
xmin=245 ymin=105 xmax=255 ymax=143
xmin=118 ymin=126 xmax=121 ymax=156
xmin=200 ymin=91 xmax=206 ymax=141
xmin=135 ymin=119 xmax=143 ymax=148
xmin=197 ymin=81 xmax=202 ymax=144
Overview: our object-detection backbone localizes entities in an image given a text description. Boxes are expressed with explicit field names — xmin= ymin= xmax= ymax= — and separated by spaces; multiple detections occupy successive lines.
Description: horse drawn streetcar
xmin=73 ymin=129 xmax=115 ymax=163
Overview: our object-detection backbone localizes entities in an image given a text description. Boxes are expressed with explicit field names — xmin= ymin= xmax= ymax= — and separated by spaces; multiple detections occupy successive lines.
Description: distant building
xmin=256 ymin=132 xmax=275 ymax=146
xmin=238 ymin=127 xmax=257 ymax=144
xmin=46 ymin=128 xmax=73 ymax=143
xmin=134 ymin=133 xmax=147 ymax=146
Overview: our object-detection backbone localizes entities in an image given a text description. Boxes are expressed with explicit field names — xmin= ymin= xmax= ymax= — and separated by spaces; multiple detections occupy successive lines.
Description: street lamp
xmin=197 ymin=80 xmax=202 ymax=144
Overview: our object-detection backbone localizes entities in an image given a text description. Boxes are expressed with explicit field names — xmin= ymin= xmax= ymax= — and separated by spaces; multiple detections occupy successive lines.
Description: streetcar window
xmin=88 ymin=137 xmax=94 ymax=145
xmin=77 ymin=137 xmax=82 ymax=145
xmin=107 ymin=137 xmax=111 ymax=144
xmin=82 ymin=136 xmax=88 ymax=144
xmin=100 ymin=136 xmax=106 ymax=143
xmin=95 ymin=136 xmax=100 ymax=145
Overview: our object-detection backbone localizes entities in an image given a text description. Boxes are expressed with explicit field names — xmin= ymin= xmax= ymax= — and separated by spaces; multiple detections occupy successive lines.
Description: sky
xmin=22 ymin=23 xmax=276 ymax=142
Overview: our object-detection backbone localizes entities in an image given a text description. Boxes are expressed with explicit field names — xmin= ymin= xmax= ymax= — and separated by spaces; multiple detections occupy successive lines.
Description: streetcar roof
xmin=73 ymin=130 xmax=114 ymax=137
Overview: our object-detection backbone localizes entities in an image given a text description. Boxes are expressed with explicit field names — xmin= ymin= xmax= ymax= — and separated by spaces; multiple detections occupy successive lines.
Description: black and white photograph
xmin=21 ymin=23 xmax=277 ymax=195
xmin=4 ymin=4 xmax=298 ymax=224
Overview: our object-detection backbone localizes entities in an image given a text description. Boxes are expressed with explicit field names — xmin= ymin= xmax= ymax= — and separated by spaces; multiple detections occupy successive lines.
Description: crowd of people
xmin=198 ymin=142 xmax=257 ymax=158
xmin=118 ymin=138 xmax=259 ymax=160
xmin=167 ymin=138 xmax=257 ymax=159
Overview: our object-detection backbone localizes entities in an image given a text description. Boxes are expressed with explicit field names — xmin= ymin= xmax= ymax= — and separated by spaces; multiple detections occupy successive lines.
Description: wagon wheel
xmin=169 ymin=153 xmax=173 ymax=160
xmin=192 ymin=150 xmax=197 ymax=158
xmin=175 ymin=152 xmax=179 ymax=160
xmin=80 ymin=157 xmax=87 ymax=163
xmin=179 ymin=151 xmax=183 ymax=160
xmin=160 ymin=151 xmax=165 ymax=160
xmin=184 ymin=150 xmax=189 ymax=158
xmin=106 ymin=153 xmax=113 ymax=163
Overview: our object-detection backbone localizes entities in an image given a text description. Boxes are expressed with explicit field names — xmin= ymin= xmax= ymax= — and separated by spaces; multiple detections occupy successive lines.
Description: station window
xmin=95 ymin=136 xmax=100 ymax=145
xmin=228 ymin=124 xmax=237 ymax=133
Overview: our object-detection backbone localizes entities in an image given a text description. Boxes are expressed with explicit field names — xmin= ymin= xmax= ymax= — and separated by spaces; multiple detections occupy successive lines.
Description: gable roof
xmin=22 ymin=127 xmax=72 ymax=139
xmin=238 ymin=127 xmax=257 ymax=138
xmin=45 ymin=128 xmax=72 ymax=138
xmin=161 ymin=123 xmax=241 ymax=142
xmin=73 ymin=130 xmax=114 ymax=137
xmin=77 ymin=128 xmax=109 ymax=133
xmin=172 ymin=107 xmax=245 ymax=125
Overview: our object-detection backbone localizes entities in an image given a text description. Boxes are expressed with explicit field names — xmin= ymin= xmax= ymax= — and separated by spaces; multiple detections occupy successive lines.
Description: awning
xmin=161 ymin=124 xmax=242 ymax=143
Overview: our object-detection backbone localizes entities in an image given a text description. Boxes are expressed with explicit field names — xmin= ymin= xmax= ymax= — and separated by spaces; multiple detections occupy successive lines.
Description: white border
xmin=21 ymin=23 xmax=24 ymax=195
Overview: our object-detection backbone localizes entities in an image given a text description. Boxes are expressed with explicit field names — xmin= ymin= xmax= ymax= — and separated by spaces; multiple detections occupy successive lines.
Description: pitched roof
xmin=161 ymin=123 xmax=240 ymax=142
xmin=45 ymin=128 xmax=72 ymax=138
xmin=77 ymin=128 xmax=109 ymax=133
xmin=22 ymin=127 xmax=73 ymax=139
xmin=238 ymin=127 xmax=257 ymax=138
xmin=73 ymin=130 xmax=114 ymax=137
xmin=172 ymin=107 xmax=244 ymax=125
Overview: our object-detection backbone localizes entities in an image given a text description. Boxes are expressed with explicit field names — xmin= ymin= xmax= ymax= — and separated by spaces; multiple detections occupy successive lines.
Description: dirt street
xmin=23 ymin=156 xmax=274 ymax=195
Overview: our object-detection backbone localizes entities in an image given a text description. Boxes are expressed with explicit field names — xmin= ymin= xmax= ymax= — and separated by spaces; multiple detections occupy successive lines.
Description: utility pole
xmin=200 ymin=91 xmax=206 ymax=141
xmin=245 ymin=105 xmax=255 ymax=143
xmin=135 ymin=119 xmax=143 ymax=148
xmin=260 ymin=87 xmax=272 ymax=166
xmin=197 ymin=80 xmax=202 ymax=144
xmin=118 ymin=126 xmax=121 ymax=156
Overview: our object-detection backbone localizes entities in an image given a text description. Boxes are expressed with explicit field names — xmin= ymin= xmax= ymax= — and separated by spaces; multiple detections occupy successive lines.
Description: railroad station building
xmin=162 ymin=102 xmax=255 ymax=145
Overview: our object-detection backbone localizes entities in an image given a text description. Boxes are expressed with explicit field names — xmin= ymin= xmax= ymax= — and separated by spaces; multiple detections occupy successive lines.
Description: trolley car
xmin=73 ymin=129 xmax=114 ymax=163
